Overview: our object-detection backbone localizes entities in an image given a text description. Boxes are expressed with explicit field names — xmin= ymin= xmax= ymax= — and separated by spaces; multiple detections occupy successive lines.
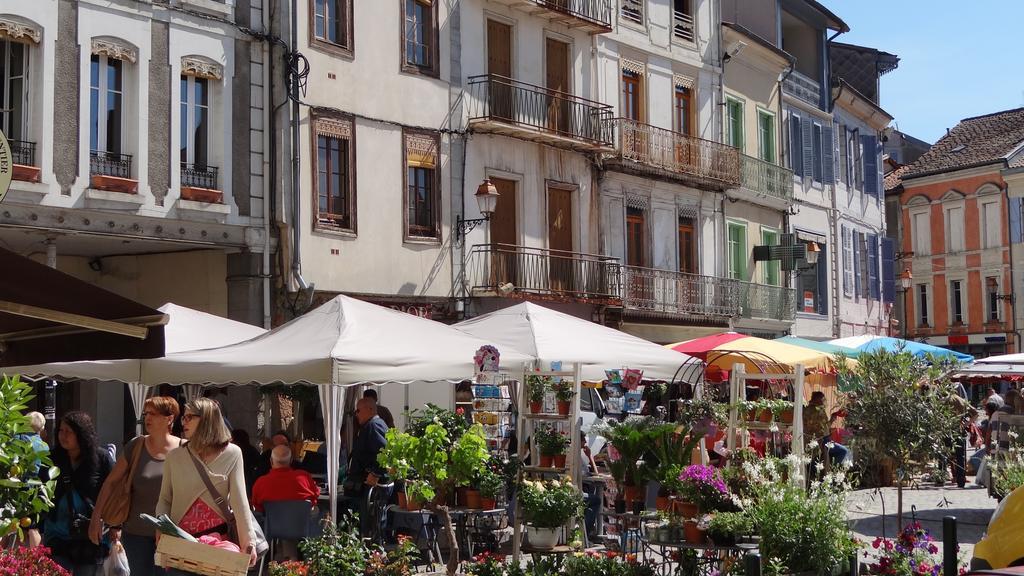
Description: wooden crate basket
xmin=156 ymin=535 xmax=249 ymax=576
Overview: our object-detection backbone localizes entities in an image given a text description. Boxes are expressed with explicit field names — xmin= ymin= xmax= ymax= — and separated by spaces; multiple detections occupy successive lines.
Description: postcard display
xmin=601 ymin=368 xmax=645 ymax=416
xmin=471 ymin=345 xmax=515 ymax=458
xmin=512 ymin=361 xmax=583 ymax=561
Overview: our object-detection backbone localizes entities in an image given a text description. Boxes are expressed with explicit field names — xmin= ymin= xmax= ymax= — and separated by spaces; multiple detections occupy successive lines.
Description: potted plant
xmin=705 ymin=511 xmax=752 ymax=547
xmin=479 ymin=469 xmax=504 ymax=510
xmin=648 ymin=424 xmax=702 ymax=512
xmin=0 ymin=547 xmax=68 ymax=576
xmin=551 ymin=380 xmax=575 ymax=415
xmin=677 ymin=397 xmax=725 ymax=437
xmin=526 ymin=375 xmax=550 ymax=413
xmin=677 ymin=464 xmax=732 ymax=516
xmin=595 ymin=417 xmax=660 ymax=507
xmin=536 ymin=424 xmax=569 ymax=468
xmin=683 ymin=514 xmax=712 ymax=544
xmin=518 ymin=478 xmax=585 ymax=549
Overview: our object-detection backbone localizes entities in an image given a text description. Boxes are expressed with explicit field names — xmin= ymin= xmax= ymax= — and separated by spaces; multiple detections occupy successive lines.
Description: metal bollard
xmin=745 ymin=552 xmax=762 ymax=576
xmin=943 ymin=516 xmax=957 ymax=576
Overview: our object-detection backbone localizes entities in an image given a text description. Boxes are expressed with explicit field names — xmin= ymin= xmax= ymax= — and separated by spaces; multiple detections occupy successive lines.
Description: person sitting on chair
xmin=803 ymin=391 xmax=849 ymax=470
xmin=251 ymin=445 xmax=319 ymax=513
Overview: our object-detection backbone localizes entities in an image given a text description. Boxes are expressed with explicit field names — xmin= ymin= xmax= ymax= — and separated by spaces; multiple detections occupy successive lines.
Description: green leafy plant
xmin=648 ymin=424 xmax=702 ymax=492
xmin=478 ymin=468 xmax=505 ymax=500
xmin=551 ymin=380 xmax=575 ymax=402
xmin=450 ymin=425 xmax=490 ymax=487
xmin=526 ymin=375 xmax=551 ymax=403
xmin=518 ymin=477 xmax=584 ymax=528
xmin=464 ymin=552 xmax=507 ymax=576
xmin=839 ymin=349 xmax=964 ymax=529
xmin=0 ymin=374 xmax=57 ymax=539
xmin=269 ymin=560 xmax=309 ymax=576
xmin=299 ymin=516 xmax=369 ymax=576
xmin=595 ymin=416 xmax=661 ymax=488
xmin=535 ymin=424 xmax=569 ymax=457
xmin=706 ymin=511 xmax=753 ymax=545
xmin=677 ymin=397 xmax=726 ymax=429
xmin=365 ymin=535 xmax=419 ymax=576
xmin=377 ymin=424 xmax=450 ymax=504
xmin=992 ymin=442 xmax=1024 ymax=499
xmin=406 ymin=403 xmax=469 ymax=442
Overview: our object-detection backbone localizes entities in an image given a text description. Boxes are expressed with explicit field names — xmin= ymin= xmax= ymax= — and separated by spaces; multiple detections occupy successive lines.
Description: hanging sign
xmin=0 ymin=130 xmax=12 ymax=203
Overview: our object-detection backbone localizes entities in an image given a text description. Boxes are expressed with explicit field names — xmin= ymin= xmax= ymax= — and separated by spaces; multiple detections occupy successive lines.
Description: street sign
xmin=0 ymin=130 xmax=12 ymax=203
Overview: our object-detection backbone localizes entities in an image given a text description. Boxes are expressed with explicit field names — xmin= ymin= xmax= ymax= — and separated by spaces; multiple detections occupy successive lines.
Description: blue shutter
xmin=802 ymin=118 xmax=815 ymax=180
xmin=790 ymin=114 xmax=803 ymax=176
xmin=841 ymin=225 xmax=849 ymax=296
xmin=881 ymin=237 xmax=895 ymax=304
xmin=1010 ymin=197 xmax=1023 ymax=243
xmin=822 ymin=123 xmax=835 ymax=184
xmin=816 ymin=244 xmax=828 ymax=315
xmin=868 ymin=233 xmax=880 ymax=300
xmin=862 ymin=134 xmax=879 ymax=198
xmin=853 ymin=231 xmax=862 ymax=297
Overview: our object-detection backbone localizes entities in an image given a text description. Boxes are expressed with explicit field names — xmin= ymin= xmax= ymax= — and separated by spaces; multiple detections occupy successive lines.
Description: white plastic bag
xmin=103 ymin=541 xmax=131 ymax=576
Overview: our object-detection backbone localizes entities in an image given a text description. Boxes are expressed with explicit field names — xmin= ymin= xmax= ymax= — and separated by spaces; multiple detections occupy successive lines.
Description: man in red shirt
xmin=251 ymin=445 xmax=320 ymax=513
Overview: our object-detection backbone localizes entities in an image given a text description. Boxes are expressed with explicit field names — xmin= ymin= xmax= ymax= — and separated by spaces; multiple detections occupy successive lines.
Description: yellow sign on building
xmin=0 ymin=130 xmax=12 ymax=203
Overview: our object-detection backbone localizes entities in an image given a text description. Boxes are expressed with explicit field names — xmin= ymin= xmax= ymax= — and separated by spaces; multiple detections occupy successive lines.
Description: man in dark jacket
xmin=349 ymin=398 xmax=388 ymax=492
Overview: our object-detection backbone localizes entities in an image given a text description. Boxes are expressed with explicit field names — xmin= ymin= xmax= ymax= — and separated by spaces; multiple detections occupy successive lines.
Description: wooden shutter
xmin=627 ymin=208 xmax=645 ymax=267
xmin=678 ymin=217 xmax=696 ymax=273
xmin=853 ymin=230 xmax=862 ymax=297
xmin=490 ymin=177 xmax=517 ymax=247
xmin=881 ymin=237 xmax=895 ymax=304
xmin=487 ymin=20 xmax=512 ymax=78
xmin=862 ymin=134 xmax=879 ymax=198
xmin=822 ymin=123 xmax=835 ymax=184
xmin=838 ymin=125 xmax=848 ymax=186
xmin=867 ymin=233 xmax=880 ymax=300
xmin=548 ymin=187 xmax=574 ymax=252
xmin=1010 ymin=197 xmax=1023 ymax=243
xmin=841 ymin=225 xmax=850 ymax=296
xmin=790 ymin=114 xmax=802 ymax=175
xmin=801 ymin=117 xmax=814 ymax=180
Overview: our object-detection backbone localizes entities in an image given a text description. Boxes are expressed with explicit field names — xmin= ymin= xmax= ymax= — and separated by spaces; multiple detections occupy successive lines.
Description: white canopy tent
xmin=139 ymin=295 xmax=534 ymax=520
xmin=975 ymin=352 xmax=1024 ymax=364
xmin=828 ymin=334 xmax=882 ymax=349
xmin=8 ymin=303 xmax=268 ymax=421
xmin=453 ymin=301 xmax=699 ymax=382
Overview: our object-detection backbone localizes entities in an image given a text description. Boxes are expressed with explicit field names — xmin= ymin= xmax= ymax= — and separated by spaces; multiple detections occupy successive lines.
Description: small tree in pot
xmin=550 ymin=380 xmax=575 ymax=415
xmin=525 ymin=375 xmax=551 ymax=414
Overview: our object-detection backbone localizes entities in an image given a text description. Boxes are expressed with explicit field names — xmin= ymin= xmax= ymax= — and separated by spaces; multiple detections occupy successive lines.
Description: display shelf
xmin=522 ymin=466 xmax=569 ymax=474
xmin=736 ymin=421 xmax=794 ymax=431
xmin=520 ymin=545 xmax=577 ymax=555
xmin=521 ymin=413 xmax=571 ymax=421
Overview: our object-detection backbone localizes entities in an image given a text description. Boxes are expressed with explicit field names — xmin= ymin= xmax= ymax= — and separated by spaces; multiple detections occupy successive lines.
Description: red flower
xmin=456 ymin=407 xmax=465 ymax=415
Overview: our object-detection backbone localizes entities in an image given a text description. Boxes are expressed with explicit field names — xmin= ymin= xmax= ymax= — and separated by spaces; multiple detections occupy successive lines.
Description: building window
xmin=917 ymin=284 xmax=929 ymax=327
xmin=842 ymin=226 xmax=854 ymax=297
xmin=757 ymin=110 xmax=775 ymax=163
xmin=987 ymin=277 xmax=1000 ymax=322
xmin=0 ymin=39 xmax=28 ymax=145
xmin=982 ymin=201 xmax=1002 ymax=249
xmin=180 ymin=75 xmax=209 ymax=169
xmin=313 ymin=114 xmax=356 ymax=232
xmin=726 ymin=97 xmax=743 ymax=149
xmin=90 ymin=54 xmax=124 ymax=158
xmin=626 ymin=207 xmax=646 ymax=267
xmin=727 ymin=220 xmax=747 ymax=280
xmin=761 ymin=228 xmax=780 ymax=286
xmin=857 ymin=232 xmax=870 ymax=299
xmin=621 ymin=70 xmax=642 ymax=121
xmin=944 ymin=205 xmax=964 ymax=253
xmin=673 ymin=85 xmax=692 ymax=135
xmin=678 ymin=215 xmax=696 ymax=273
xmin=672 ymin=0 xmax=694 ymax=42
xmin=950 ymin=279 xmax=964 ymax=325
xmin=621 ymin=0 xmax=643 ymax=25
xmin=797 ymin=241 xmax=826 ymax=315
xmin=911 ymin=210 xmax=930 ymax=256
xmin=812 ymin=122 xmax=823 ymax=182
xmin=403 ymin=0 xmax=437 ymax=75
xmin=849 ymin=129 xmax=862 ymax=190
xmin=313 ymin=0 xmax=350 ymax=48
xmin=404 ymin=130 xmax=440 ymax=241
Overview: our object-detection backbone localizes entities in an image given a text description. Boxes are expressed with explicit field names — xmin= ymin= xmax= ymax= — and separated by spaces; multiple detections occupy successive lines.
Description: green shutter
xmin=728 ymin=222 xmax=747 ymax=280
xmin=728 ymin=99 xmax=744 ymax=149
xmin=762 ymin=229 xmax=780 ymax=285
xmin=759 ymin=112 xmax=775 ymax=162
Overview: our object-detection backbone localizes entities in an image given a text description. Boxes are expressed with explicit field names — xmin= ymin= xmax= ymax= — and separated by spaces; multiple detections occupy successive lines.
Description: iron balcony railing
xmin=89 ymin=150 xmax=133 ymax=179
xmin=609 ymin=118 xmax=741 ymax=187
xmin=181 ymin=163 xmax=219 ymax=189
xmin=736 ymin=280 xmax=796 ymax=322
xmin=467 ymin=74 xmax=614 ymax=147
xmin=535 ymin=0 xmax=613 ymax=30
xmin=467 ymin=243 xmax=621 ymax=302
xmin=673 ymin=10 xmax=695 ymax=42
xmin=740 ymin=154 xmax=794 ymax=203
xmin=9 ymin=139 xmax=35 ymax=167
xmin=782 ymin=69 xmax=821 ymax=108
xmin=621 ymin=266 xmax=740 ymax=319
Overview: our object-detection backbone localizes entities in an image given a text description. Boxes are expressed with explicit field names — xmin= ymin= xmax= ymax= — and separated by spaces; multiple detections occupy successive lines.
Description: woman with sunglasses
xmin=89 ymin=396 xmax=182 ymax=575
xmin=156 ymin=398 xmax=260 ymax=573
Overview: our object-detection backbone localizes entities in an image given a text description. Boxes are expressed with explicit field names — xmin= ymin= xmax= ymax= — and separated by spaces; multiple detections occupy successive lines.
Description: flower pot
xmin=481 ymin=497 xmax=497 ymax=510
xmin=614 ymin=499 xmax=627 ymax=514
xmin=746 ymin=408 xmax=758 ymax=421
xmin=400 ymin=492 xmax=423 ymax=511
xmin=683 ymin=520 xmax=706 ymax=544
xmin=539 ymin=455 xmax=554 ymax=468
xmin=758 ymin=409 xmax=773 ymax=423
xmin=674 ymin=500 xmax=699 ymax=519
xmin=623 ymin=484 xmax=642 ymax=505
xmin=464 ymin=488 xmax=482 ymax=509
xmin=780 ymin=408 xmax=794 ymax=424
xmin=456 ymin=487 xmax=468 ymax=506
xmin=525 ymin=526 xmax=560 ymax=550
xmin=655 ymin=525 xmax=672 ymax=543
xmin=553 ymin=454 xmax=567 ymax=468
xmin=557 ymin=401 xmax=571 ymax=415
xmin=708 ymin=532 xmax=736 ymax=547
xmin=655 ymin=495 xmax=671 ymax=511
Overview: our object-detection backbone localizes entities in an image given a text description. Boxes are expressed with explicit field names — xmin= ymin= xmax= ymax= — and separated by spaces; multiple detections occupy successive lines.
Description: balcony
xmin=467 ymin=243 xmax=621 ymax=304
xmin=89 ymin=150 xmax=138 ymax=194
xmin=782 ymin=70 xmax=821 ymax=109
xmin=736 ymin=281 xmax=796 ymax=323
xmin=621 ymin=266 xmax=739 ymax=322
xmin=9 ymin=139 xmax=40 ymax=183
xmin=733 ymin=154 xmax=794 ymax=208
xmin=467 ymin=74 xmax=614 ymax=152
xmin=605 ymin=118 xmax=741 ymax=190
xmin=485 ymin=0 xmax=613 ymax=33
xmin=180 ymin=163 xmax=223 ymax=203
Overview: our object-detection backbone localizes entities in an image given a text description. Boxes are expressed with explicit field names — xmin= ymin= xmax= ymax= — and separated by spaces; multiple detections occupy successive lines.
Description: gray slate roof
xmin=904 ymin=107 xmax=1024 ymax=179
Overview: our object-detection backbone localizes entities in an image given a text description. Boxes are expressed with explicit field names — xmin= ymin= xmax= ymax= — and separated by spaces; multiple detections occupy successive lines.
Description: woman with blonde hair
xmin=89 ymin=396 xmax=181 ymax=575
xmin=156 ymin=398 xmax=262 ymax=573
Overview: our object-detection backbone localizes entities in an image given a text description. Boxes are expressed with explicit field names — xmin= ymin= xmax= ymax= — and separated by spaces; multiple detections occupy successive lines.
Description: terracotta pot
xmin=745 ymin=408 xmax=758 ymax=421
xmin=655 ymin=496 xmax=671 ymax=511
xmin=674 ymin=500 xmax=699 ymax=519
xmin=557 ymin=401 xmax=571 ymax=415
xmin=683 ymin=520 xmax=706 ymax=544
xmin=623 ymin=484 xmax=642 ymax=505
xmin=181 ymin=186 xmax=224 ymax=204
xmin=780 ymin=408 xmax=794 ymax=424
xmin=758 ymin=409 xmax=773 ymax=423
xmin=481 ymin=497 xmax=497 ymax=510
xmin=398 ymin=491 xmax=407 ymax=509
xmin=456 ymin=487 xmax=468 ymax=506
xmin=400 ymin=492 xmax=423 ymax=511
xmin=553 ymin=454 xmax=567 ymax=468
xmin=12 ymin=164 xmax=41 ymax=183
xmin=614 ymin=499 xmax=627 ymax=514
xmin=539 ymin=455 xmax=554 ymax=468
xmin=464 ymin=488 xmax=482 ymax=509
xmin=530 ymin=401 xmax=544 ymax=414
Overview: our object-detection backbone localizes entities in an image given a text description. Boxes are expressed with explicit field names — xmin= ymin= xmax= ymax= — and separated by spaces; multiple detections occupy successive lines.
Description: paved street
xmin=846 ymin=479 xmax=997 ymax=562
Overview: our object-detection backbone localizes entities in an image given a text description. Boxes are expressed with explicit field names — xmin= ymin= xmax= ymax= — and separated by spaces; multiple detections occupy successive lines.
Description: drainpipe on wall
xmin=289 ymin=0 xmax=311 ymax=296
xmin=261 ymin=0 xmax=273 ymax=328
xmin=826 ymin=29 xmax=844 ymax=338
xmin=1005 ymin=182 xmax=1021 ymax=352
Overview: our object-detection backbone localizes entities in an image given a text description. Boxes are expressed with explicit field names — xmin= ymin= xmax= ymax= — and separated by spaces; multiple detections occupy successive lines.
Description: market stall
xmin=829 ymin=335 xmax=974 ymax=362
xmin=138 ymin=295 xmax=534 ymax=520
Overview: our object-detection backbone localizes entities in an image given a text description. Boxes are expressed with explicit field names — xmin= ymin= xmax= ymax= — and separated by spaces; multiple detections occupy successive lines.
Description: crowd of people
xmin=18 ymin=390 xmax=403 ymax=576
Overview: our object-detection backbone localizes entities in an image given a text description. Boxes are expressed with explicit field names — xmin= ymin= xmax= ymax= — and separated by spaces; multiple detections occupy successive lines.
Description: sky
xmin=820 ymin=1 xmax=1024 ymax=145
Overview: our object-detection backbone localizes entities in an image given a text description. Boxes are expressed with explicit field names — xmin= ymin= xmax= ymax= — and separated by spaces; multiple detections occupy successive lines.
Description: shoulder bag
xmin=187 ymin=447 xmax=268 ymax=556
xmin=99 ymin=437 xmax=145 ymax=526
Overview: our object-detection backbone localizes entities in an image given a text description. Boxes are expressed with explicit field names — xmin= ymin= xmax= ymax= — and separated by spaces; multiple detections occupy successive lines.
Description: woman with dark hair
xmin=44 ymin=411 xmax=115 ymax=575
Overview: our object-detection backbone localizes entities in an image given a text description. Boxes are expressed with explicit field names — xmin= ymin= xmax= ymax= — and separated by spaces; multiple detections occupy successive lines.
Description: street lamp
xmin=900 ymin=268 xmax=913 ymax=338
xmin=804 ymin=242 xmax=821 ymax=266
xmin=455 ymin=179 xmax=500 ymax=246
